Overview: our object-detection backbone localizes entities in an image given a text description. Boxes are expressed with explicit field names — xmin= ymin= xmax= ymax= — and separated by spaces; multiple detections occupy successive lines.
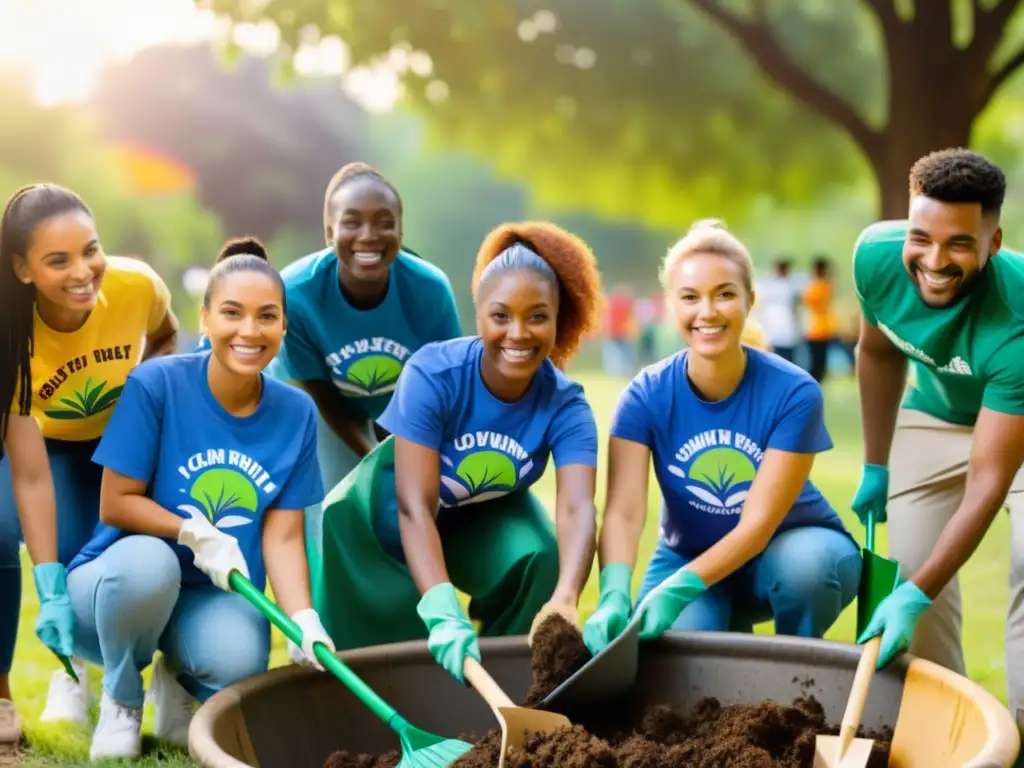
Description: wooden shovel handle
xmin=835 ymin=636 xmax=882 ymax=759
xmin=464 ymin=657 xmax=516 ymax=710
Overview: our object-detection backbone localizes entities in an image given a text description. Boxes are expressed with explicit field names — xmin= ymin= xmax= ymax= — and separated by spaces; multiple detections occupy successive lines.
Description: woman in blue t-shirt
xmin=273 ymin=162 xmax=463 ymax=574
xmin=583 ymin=220 xmax=862 ymax=654
xmin=64 ymin=242 xmax=333 ymax=762
xmin=191 ymin=237 xmax=271 ymax=353
xmin=319 ymin=222 xmax=604 ymax=683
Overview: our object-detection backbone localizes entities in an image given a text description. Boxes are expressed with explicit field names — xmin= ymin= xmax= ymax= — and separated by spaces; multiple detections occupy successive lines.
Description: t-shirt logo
xmin=439 ymin=431 xmax=534 ymax=506
xmin=668 ymin=429 xmax=764 ymax=515
xmin=325 ymin=337 xmax=411 ymax=397
xmin=42 ymin=375 xmax=123 ymax=421
xmin=175 ymin=449 xmax=278 ymax=529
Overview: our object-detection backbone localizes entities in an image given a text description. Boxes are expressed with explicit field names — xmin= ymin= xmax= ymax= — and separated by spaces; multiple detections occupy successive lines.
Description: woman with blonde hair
xmin=582 ymin=220 xmax=860 ymax=653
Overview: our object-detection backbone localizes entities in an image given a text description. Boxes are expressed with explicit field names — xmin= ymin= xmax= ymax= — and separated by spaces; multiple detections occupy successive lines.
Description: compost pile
xmin=324 ymin=614 xmax=892 ymax=768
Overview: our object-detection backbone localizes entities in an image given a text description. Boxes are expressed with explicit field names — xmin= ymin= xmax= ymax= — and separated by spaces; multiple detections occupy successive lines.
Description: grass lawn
xmin=9 ymin=372 xmax=1012 ymax=766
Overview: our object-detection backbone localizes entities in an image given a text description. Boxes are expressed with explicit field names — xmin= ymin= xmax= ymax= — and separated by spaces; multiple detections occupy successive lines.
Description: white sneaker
xmin=149 ymin=656 xmax=196 ymax=746
xmin=89 ymin=692 xmax=141 ymax=761
xmin=39 ymin=658 xmax=89 ymax=725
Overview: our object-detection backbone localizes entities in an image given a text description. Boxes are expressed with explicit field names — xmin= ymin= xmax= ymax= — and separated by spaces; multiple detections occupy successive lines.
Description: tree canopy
xmin=207 ymin=0 xmax=1024 ymax=222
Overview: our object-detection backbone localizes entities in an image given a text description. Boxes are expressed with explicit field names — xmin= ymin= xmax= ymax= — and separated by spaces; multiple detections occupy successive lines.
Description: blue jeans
xmin=637 ymin=526 xmax=861 ymax=637
xmin=67 ymin=535 xmax=270 ymax=707
xmin=0 ymin=438 xmax=102 ymax=674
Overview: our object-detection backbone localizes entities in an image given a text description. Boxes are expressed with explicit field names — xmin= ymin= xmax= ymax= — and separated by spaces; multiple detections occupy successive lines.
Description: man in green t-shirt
xmin=851 ymin=148 xmax=1024 ymax=717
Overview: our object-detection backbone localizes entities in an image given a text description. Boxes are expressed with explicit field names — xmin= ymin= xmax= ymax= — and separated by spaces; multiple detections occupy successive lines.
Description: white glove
xmin=287 ymin=609 xmax=335 ymax=671
xmin=176 ymin=506 xmax=250 ymax=591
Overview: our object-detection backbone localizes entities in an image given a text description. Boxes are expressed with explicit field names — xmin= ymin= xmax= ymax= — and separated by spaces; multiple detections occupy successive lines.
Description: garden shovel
xmin=463 ymin=657 xmax=572 ymax=768
xmin=539 ymin=612 xmax=641 ymax=713
xmin=230 ymin=572 xmax=473 ymax=768
xmin=813 ymin=509 xmax=901 ymax=767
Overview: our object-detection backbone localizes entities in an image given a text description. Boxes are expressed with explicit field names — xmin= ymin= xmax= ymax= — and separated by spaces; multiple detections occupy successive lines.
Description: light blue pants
xmin=67 ymin=535 xmax=270 ymax=708
xmin=637 ymin=526 xmax=862 ymax=638
xmin=0 ymin=438 xmax=102 ymax=674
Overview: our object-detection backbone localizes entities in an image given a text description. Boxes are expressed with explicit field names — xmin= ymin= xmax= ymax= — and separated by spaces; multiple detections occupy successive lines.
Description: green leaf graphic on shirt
xmin=688 ymin=447 xmax=756 ymax=498
xmin=43 ymin=377 xmax=123 ymax=419
xmin=346 ymin=355 xmax=403 ymax=392
xmin=190 ymin=468 xmax=259 ymax=521
xmin=456 ymin=451 xmax=517 ymax=494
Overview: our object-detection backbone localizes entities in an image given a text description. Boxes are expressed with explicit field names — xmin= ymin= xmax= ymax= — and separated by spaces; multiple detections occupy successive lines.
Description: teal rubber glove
xmin=582 ymin=563 xmax=633 ymax=654
xmin=634 ymin=568 xmax=707 ymax=641
xmin=857 ymin=580 xmax=933 ymax=669
xmin=416 ymin=582 xmax=480 ymax=684
xmin=851 ymin=464 xmax=889 ymax=526
xmin=33 ymin=563 xmax=75 ymax=659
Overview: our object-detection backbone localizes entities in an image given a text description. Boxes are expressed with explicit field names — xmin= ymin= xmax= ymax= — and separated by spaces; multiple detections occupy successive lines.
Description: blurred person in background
xmin=754 ymin=257 xmax=802 ymax=363
xmin=633 ymin=292 xmax=659 ymax=367
xmin=603 ymin=283 xmax=635 ymax=376
xmin=0 ymin=184 xmax=178 ymax=746
xmin=802 ymin=255 xmax=839 ymax=382
xmin=583 ymin=220 xmax=859 ymax=654
xmin=272 ymin=163 xmax=463 ymax=586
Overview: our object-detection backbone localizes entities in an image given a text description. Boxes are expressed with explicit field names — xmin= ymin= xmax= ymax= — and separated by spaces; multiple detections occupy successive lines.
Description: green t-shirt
xmin=852 ymin=219 xmax=1024 ymax=426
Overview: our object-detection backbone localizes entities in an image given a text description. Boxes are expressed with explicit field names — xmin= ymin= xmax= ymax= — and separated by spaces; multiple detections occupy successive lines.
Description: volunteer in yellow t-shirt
xmin=0 ymin=184 xmax=178 ymax=744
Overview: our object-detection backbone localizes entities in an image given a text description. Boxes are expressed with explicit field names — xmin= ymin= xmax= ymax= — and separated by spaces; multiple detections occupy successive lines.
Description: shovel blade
xmin=495 ymin=707 xmax=572 ymax=768
xmin=540 ymin=616 xmax=641 ymax=711
xmin=856 ymin=549 xmax=902 ymax=638
xmin=813 ymin=734 xmax=876 ymax=768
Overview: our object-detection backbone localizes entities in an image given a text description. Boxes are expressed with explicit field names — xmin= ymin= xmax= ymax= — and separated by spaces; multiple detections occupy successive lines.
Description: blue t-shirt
xmin=374 ymin=337 xmax=598 ymax=551
xmin=275 ymin=248 xmax=463 ymax=421
xmin=192 ymin=334 xmax=210 ymax=352
xmin=68 ymin=352 xmax=325 ymax=591
xmin=610 ymin=347 xmax=850 ymax=556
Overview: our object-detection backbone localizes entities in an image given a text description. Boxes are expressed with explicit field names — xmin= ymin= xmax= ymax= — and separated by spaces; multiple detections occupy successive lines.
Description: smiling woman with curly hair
xmin=313 ymin=222 xmax=606 ymax=675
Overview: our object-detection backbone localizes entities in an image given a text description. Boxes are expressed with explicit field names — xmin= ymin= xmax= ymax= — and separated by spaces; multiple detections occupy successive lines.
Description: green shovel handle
xmin=228 ymin=571 xmax=404 ymax=728
xmin=865 ymin=508 xmax=876 ymax=554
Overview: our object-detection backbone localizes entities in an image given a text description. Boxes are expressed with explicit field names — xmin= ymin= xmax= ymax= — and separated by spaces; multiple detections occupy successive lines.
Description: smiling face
xmin=201 ymin=270 xmax=285 ymax=377
xmin=325 ymin=176 xmax=402 ymax=286
xmin=902 ymin=195 xmax=1001 ymax=308
xmin=666 ymin=252 xmax=752 ymax=360
xmin=11 ymin=209 xmax=106 ymax=326
xmin=476 ymin=269 xmax=559 ymax=389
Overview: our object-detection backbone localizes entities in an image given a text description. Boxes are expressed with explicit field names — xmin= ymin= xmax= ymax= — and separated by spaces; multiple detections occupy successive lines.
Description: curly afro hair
xmin=472 ymin=221 xmax=605 ymax=369
xmin=323 ymin=162 xmax=403 ymax=228
xmin=909 ymin=148 xmax=1005 ymax=215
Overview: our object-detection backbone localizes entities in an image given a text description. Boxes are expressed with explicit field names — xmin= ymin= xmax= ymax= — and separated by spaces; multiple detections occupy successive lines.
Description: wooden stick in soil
xmin=463 ymin=657 xmax=572 ymax=768
xmin=813 ymin=636 xmax=882 ymax=768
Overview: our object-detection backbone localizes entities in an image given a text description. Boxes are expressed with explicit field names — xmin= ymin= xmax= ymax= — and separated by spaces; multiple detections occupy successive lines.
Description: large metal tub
xmin=189 ymin=633 xmax=1020 ymax=767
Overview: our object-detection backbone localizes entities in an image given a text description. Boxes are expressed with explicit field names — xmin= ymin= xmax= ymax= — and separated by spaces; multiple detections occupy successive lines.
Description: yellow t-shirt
xmin=19 ymin=256 xmax=172 ymax=441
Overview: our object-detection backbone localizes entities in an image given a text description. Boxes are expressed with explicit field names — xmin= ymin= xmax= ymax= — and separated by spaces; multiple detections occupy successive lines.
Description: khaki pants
xmin=889 ymin=408 xmax=1024 ymax=717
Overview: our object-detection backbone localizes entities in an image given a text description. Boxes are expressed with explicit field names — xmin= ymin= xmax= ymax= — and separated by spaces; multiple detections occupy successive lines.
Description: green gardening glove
xmin=416 ymin=582 xmax=481 ymax=684
xmin=582 ymin=563 xmax=633 ymax=655
xmin=33 ymin=563 xmax=75 ymax=659
xmin=857 ymin=580 xmax=933 ymax=669
xmin=635 ymin=568 xmax=707 ymax=641
xmin=851 ymin=464 xmax=889 ymax=526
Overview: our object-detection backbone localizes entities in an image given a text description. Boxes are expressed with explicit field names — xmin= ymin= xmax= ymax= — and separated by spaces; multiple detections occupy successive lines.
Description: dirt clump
xmin=325 ymin=614 xmax=893 ymax=767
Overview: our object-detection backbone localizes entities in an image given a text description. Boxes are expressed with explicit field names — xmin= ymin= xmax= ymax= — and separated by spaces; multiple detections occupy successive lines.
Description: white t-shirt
xmin=755 ymin=275 xmax=802 ymax=348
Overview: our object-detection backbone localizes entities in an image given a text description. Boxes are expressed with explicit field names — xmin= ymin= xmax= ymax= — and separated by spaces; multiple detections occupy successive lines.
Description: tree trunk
xmin=869 ymin=20 xmax=990 ymax=220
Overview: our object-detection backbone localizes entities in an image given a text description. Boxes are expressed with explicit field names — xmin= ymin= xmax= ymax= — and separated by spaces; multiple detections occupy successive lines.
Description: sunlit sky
xmin=0 ymin=0 xmax=403 ymax=111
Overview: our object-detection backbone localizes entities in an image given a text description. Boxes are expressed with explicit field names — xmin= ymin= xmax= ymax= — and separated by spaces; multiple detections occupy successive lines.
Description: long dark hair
xmin=0 ymin=184 xmax=92 ymax=456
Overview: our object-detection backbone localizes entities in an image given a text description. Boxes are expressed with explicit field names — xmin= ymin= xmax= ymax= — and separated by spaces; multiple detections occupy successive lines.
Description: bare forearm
xmin=857 ymin=348 xmax=907 ymax=465
xmin=300 ymin=381 xmax=374 ymax=457
xmin=398 ymin=510 xmax=450 ymax=593
xmin=101 ymin=494 xmax=184 ymax=540
xmin=598 ymin=509 xmax=645 ymax=570
xmin=911 ymin=477 xmax=1008 ymax=598
xmin=264 ymin=531 xmax=312 ymax=616
xmin=13 ymin=477 xmax=58 ymax=564
xmin=687 ymin=519 xmax=772 ymax=588
xmin=553 ymin=501 xmax=596 ymax=602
